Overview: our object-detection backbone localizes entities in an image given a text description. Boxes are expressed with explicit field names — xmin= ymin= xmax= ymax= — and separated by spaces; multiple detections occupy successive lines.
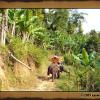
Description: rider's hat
xmin=50 ymin=55 xmax=59 ymax=63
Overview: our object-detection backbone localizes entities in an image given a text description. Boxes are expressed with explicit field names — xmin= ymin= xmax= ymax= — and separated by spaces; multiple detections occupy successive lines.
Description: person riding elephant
xmin=47 ymin=55 xmax=65 ymax=80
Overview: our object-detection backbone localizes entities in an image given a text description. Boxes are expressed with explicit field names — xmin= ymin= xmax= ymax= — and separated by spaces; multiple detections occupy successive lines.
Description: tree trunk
xmin=0 ymin=9 xmax=8 ymax=46
xmin=22 ymin=32 xmax=29 ymax=43
xmin=11 ymin=21 xmax=15 ymax=36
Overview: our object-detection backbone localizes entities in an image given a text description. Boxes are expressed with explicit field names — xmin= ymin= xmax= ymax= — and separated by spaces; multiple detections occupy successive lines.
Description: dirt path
xmin=32 ymin=78 xmax=59 ymax=91
xmin=6 ymin=61 xmax=61 ymax=91
xmin=7 ymin=76 xmax=61 ymax=91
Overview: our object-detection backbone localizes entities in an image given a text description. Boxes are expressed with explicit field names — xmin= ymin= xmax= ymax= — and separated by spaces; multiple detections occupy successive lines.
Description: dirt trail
xmin=7 ymin=76 xmax=61 ymax=91
xmin=32 ymin=78 xmax=59 ymax=91
xmin=4 ymin=59 xmax=61 ymax=91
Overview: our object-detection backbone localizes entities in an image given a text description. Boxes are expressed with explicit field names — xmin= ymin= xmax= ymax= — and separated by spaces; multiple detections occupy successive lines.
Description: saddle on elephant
xmin=51 ymin=63 xmax=60 ymax=71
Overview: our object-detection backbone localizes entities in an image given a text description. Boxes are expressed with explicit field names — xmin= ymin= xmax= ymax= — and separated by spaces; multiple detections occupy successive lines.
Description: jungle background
xmin=0 ymin=9 xmax=100 ymax=91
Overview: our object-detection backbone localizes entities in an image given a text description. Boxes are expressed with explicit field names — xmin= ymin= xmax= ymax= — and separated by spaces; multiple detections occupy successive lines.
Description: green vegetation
xmin=0 ymin=9 xmax=99 ymax=91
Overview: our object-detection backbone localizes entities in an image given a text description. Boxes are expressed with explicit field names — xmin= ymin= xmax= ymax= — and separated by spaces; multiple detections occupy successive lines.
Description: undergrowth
xmin=8 ymin=36 xmax=48 ymax=68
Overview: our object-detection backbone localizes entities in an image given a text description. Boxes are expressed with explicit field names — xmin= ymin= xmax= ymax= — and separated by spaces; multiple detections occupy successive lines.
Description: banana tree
xmin=30 ymin=26 xmax=46 ymax=47
xmin=13 ymin=9 xmax=37 ymax=43
xmin=72 ymin=48 xmax=96 ymax=91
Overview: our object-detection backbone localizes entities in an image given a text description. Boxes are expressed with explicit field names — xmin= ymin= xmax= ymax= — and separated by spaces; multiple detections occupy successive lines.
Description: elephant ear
xmin=82 ymin=48 xmax=90 ymax=66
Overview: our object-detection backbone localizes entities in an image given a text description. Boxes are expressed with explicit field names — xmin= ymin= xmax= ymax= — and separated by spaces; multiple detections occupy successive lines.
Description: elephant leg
xmin=55 ymin=73 xmax=57 ymax=79
xmin=52 ymin=71 xmax=56 ymax=82
xmin=47 ymin=66 xmax=52 ymax=75
xmin=52 ymin=73 xmax=54 ymax=82
xmin=57 ymin=71 xmax=60 ymax=78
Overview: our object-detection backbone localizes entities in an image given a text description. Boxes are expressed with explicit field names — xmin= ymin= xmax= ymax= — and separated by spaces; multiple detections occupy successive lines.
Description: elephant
xmin=47 ymin=63 xmax=60 ymax=82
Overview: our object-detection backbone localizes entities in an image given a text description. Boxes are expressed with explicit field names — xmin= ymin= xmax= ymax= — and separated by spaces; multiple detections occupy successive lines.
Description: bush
xmin=0 ymin=45 xmax=8 ymax=56
xmin=9 ymin=37 xmax=47 ymax=68
xmin=9 ymin=37 xmax=28 ymax=59
xmin=63 ymin=53 xmax=73 ymax=65
xmin=26 ymin=43 xmax=47 ymax=67
xmin=72 ymin=54 xmax=82 ymax=68
xmin=56 ymin=73 xmax=76 ymax=91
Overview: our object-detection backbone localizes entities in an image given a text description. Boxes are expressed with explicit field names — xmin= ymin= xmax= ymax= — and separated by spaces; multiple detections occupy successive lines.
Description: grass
xmin=0 ymin=37 xmax=49 ymax=90
xmin=56 ymin=73 xmax=76 ymax=91
xmin=0 ymin=36 xmax=99 ymax=91
xmin=9 ymin=36 xmax=48 ymax=68
xmin=55 ymin=61 xmax=100 ymax=92
xmin=55 ymin=65 xmax=77 ymax=91
xmin=37 ymin=53 xmax=50 ymax=76
xmin=6 ymin=65 xmax=37 ymax=89
xmin=6 ymin=67 xmax=17 ymax=88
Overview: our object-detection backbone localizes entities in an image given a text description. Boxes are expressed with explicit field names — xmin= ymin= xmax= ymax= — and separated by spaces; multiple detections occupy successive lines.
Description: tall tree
xmin=0 ymin=9 xmax=8 ymax=46
xmin=43 ymin=9 xmax=69 ymax=33
xmin=67 ymin=10 xmax=86 ymax=34
xmin=8 ymin=9 xmax=16 ymax=37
